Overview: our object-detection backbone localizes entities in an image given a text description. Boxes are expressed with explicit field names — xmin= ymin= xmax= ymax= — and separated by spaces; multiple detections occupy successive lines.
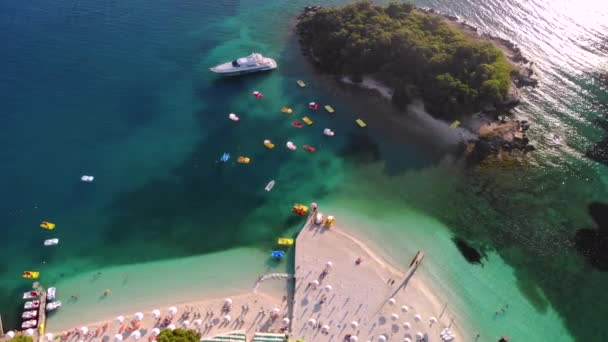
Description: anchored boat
xmin=210 ymin=53 xmax=277 ymax=76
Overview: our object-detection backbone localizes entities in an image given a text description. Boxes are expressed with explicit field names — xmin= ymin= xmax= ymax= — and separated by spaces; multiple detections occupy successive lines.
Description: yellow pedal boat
xmin=40 ymin=221 xmax=56 ymax=230
xmin=264 ymin=140 xmax=275 ymax=149
xmin=23 ymin=271 xmax=40 ymax=279
xmin=281 ymin=107 xmax=293 ymax=114
xmin=277 ymin=238 xmax=294 ymax=245
xmin=237 ymin=156 xmax=251 ymax=164
xmin=302 ymin=116 xmax=313 ymax=125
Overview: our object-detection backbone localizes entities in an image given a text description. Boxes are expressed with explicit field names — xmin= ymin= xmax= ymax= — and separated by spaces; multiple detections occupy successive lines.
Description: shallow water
xmin=1 ymin=0 xmax=607 ymax=340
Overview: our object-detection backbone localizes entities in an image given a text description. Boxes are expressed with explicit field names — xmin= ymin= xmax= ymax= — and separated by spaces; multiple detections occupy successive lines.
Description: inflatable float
xmin=281 ymin=107 xmax=293 ymax=114
xmin=292 ymin=121 xmax=304 ymax=128
xmin=277 ymin=238 xmax=294 ymax=245
xmin=271 ymin=251 xmax=285 ymax=259
xmin=297 ymin=80 xmax=306 ymax=87
xmin=303 ymin=145 xmax=316 ymax=153
xmin=286 ymin=141 xmax=297 ymax=151
xmin=252 ymin=91 xmax=264 ymax=99
xmin=324 ymin=105 xmax=335 ymax=113
xmin=264 ymin=140 xmax=275 ymax=149
xmin=292 ymin=203 xmax=309 ymax=216
xmin=81 ymin=175 xmax=94 ymax=182
xmin=302 ymin=116 xmax=313 ymax=125
xmin=237 ymin=156 xmax=251 ymax=164
xmin=323 ymin=128 xmax=335 ymax=137
xmin=308 ymin=102 xmax=320 ymax=110
xmin=40 ymin=221 xmax=55 ymax=230
xmin=228 ymin=113 xmax=240 ymax=121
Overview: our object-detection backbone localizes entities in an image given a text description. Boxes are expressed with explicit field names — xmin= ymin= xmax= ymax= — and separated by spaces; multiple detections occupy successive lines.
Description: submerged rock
xmin=453 ymin=237 xmax=484 ymax=265
xmin=574 ymin=202 xmax=608 ymax=271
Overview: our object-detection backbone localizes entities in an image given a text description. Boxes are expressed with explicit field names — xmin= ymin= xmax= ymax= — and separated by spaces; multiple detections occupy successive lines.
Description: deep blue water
xmin=1 ymin=0 xmax=608 ymax=340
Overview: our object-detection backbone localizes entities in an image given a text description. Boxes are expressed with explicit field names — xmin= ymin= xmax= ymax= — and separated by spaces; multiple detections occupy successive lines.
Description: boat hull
xmin=209 ymin=66 xmax=276 ymax=76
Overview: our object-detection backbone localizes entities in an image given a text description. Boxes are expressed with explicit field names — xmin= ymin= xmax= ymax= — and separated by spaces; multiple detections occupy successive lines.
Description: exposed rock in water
xmin=453 ymin=237 xmax=484 ymax=265
xmin=574 ymin=202 xmax=608 ymax=271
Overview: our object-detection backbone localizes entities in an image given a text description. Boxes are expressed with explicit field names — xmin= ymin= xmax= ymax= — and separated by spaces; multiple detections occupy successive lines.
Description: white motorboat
xmin=21 ymin=319 xmax=37 ymax=329
xmin=44 ymin=238 xmax=59 ymax=246
xmin=22 ymin=310 xmax=38 ymax=319
xmin=24 ymin=300 xmax=40 ymax=310
xmin=47 ymin=287 xmax=56 ymax=301
xmin=23 ymin=291 xmax=38 ymax=300
xmin=81 ymin=175 xmax=94 ymax=182
xmin=265 ymin=180 xmax=275 ymax=192
xmin=286 ymin=141 xmax=297 ymax=151
xmin=46 ymin=301 xmax=62 ymax=312
xmin=210 ymin=53 xmax=277 ymax=76
xmin=228 ymin=113 xmax=240 ymax=121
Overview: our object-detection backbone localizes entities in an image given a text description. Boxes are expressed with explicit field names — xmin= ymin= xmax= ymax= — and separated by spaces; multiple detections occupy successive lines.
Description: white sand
xmin=291 ymin=217 xmax=465 ymax=341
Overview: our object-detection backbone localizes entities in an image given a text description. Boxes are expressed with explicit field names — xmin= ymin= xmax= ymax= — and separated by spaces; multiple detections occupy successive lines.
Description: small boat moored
xmin=265 ymin=180 xmax=275 ymax=192
xmin=281 ymin=107 xmax=293 ymax=114
xmin=277 ymin=238 xmax=294 ymax=245
xmin=21 ymin=320 xmax=37 ymax=329
xmin=324 ymin=105 xmax=335 ymax=113
xmin=303 ymin=145 xmax=316 ymax=153
xmin=228 ymin=113 xmax=240 ymax=121
xmin=24 ymin=301 xmax=40 ymax=310
xmin=220 ymin=153 xmax=230 ymax=162
xmin=297 ymin=80 xmax=306 ymax=87
xmin=46 ymin=301 xmax=62 ymax=312
xmin=252 ymin=91 xmax=264 ymax=99
xmin=292 ymin=121 xmax=304 ymax=128
xmin=23 ymin=291 xmax=38 ymax=300
xmin=47 ymin=287 xmax=56 ymax=301
xmin=292 ymin=203 xmax=309 ymax=216
xmin=44 ymin=238 xmax=59 ymax=246
xmin=22 ymin=310 xmax=38 ymax=319
xmin=355 ymin=119 xmax=367 ymax=127
xmin=302 ymin=116 xmax=313 ymax=125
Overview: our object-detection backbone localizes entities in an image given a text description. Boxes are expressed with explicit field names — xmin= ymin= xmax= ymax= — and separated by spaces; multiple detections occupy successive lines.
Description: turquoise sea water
xmin=1 ymin=0 xmax=607 ymax=340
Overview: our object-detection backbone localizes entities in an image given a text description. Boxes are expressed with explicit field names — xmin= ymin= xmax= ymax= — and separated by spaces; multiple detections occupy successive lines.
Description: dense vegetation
xmin=8 ymin=336 xmax=33 ymax=342
xmin=297 ymin=1 xmax=512 ymax=118
xmin=157 ymin=329 xmax=200 ymax=342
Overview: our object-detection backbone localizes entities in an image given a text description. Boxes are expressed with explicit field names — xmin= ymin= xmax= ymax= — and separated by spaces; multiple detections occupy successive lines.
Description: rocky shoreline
xmin=296 ymin=5 xmax=538 ymax=162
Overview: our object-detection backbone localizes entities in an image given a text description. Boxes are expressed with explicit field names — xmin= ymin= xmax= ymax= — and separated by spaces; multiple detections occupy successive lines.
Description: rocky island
xmin=296 ymin=2 xmax=538 ymax=161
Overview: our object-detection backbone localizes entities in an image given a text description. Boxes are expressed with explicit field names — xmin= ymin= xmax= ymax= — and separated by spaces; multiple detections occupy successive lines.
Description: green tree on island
xmin=157 ymin=329 xmax=200 ymax=342
xmin=8 ymin=336 xmax=34 ymax=342
xmin=297 ymin=1 xmax=512 ymax=119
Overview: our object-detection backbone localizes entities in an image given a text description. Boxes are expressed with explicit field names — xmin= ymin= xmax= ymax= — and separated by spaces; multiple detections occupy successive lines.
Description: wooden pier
xmin=33 ymin=283 xmax=47 ymax=342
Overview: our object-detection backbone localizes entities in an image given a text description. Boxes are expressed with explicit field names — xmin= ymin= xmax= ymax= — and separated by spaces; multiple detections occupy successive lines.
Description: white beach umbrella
xmin=321 ymin=325 xmax=330 ymax=332
xmin=391 ymin=313 xmax=399 ymax=321
xmin=182 ymin=320 xmax=190 ymax=327
xmin=308 ymin=318 xmax=316 ymax=326
xmin=224 ymin=298 xmax=233 ymax=306
xmin=116 ymin=315 xmax=125 ymax=323
xmin=429 ymin=316 xmax=438 ymax=324
xmin=403 ymin=338 xmax=412 ymax=342
xmin=378 ymin=335 xmax=387 ymax=342
xmin=168 ymin=306 xmax=178 ymax=315
xmin=388 ymin=298 xmax=396 ymax=305
xmin=130 ymin=330 xmax=141 ymax=340
xmin=152 ymin=309 xmax=161 ymax=318
xmin=326 ymin=261 xmax=333 ymax=268
xmin=193 ymin=319 xmax=202 ymax=326
xmin=402 ymin=322 xmax=411 ymax=329
xmin=349 ymin=336 xmax=358 ymax=342
xmin=401 ymin=305 xmax=409 ymax=312
xmin=223 ymin=315 xmax=231 ymax=322
xmin=6 ymin=331 xmax=15 ymax=339
xmin=167 ymin=324 xmax=176 ymax=331
xmin=311 ymin=280 xmax=320 ymax=289
xmin=151 ymin=328 xmax=160 ymax=336
xmin=351 ymin=321 xmax=359 ymax=329
xmin=416 ymin=332 xmax=424 ymax=339
xmin=272 ymin=307 xmax=280 ymax=314
xmin=325 ymin=284 xmax=333 ymax=291
xmin=45 ymin=333 xmax=54 ymax=341
xmin=134 ymin=312 xmax=144 ymax=321
xmin=25 ymin=329 xmax=35 ymax=336
xmin=114 ymin=334 xmax=123 ymax=342
xmin=281 ymin=318 xmax=290 ymax=325
xmin=414 ymin=314 xmax=422 ymax=322
xmin=80 ymin=327 xmax=89 ymax=335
